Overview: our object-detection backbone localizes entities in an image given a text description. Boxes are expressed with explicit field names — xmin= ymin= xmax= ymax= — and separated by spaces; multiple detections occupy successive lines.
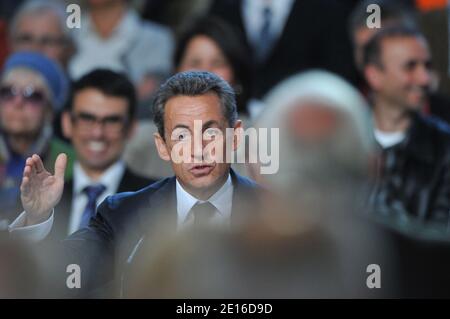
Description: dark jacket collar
xmin=140 ymin=168 xmax=259 ymax=230
xmin=402 ymin=112 xmax=446 ymax=164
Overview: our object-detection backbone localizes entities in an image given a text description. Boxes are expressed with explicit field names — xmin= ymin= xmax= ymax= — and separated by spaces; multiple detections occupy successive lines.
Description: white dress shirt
xmin=374 ymin=129 xmax=406 ymax=149
xmin=68 ymin=161 xmax=125 ymax=234
xmin=176 ymin=174 xmax=233 ymax=229
xmin=242 ymin=0 xmax=295 ymax=49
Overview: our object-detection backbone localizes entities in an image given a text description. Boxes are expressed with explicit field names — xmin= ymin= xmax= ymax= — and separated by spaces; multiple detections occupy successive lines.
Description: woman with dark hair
xmin=174 ymin=16 xmax=252 ymax=115
xmin=124 ymin=17 xmax=254 ymax=179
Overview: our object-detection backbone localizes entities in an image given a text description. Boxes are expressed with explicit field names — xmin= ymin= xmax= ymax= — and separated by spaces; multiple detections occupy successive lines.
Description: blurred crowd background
xmin=1 ymin=0 xmax=450 ymax=298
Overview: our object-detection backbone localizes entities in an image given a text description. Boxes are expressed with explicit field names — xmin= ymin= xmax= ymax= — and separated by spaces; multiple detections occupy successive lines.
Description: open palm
xmin=20 ymin=153 xmax=67 ymax=225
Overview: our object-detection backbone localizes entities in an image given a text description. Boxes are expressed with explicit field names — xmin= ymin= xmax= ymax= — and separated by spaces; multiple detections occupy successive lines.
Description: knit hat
xmin=2 ymin=51 xmax=69 ymax=111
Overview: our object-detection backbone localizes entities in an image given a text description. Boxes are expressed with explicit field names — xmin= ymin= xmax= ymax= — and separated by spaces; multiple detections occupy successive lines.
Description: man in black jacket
xmin=53 ymin=70 xmax=155 ymax=241
xmin=12 ymin=71 xmax=260 ymax=297
xmin=209 ymin=0 xmax=357 ymax=100
xmin=10 ymin=69 xmax=155 ymax=242
xmin=363 ymin=26 xmax=450 ymax=229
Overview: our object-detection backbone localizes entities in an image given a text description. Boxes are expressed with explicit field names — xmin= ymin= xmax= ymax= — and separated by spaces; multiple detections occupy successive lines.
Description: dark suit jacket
xmin=49 ymin=167 xmax=155 ymax=242
xmin=209 ymin=0 xmax=357 ymax=99
xmin=52 ymin=170 xmax=260 ymax=297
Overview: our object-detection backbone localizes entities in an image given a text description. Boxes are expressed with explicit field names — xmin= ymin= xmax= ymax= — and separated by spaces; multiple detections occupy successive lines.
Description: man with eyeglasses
xmin=9 ymin=0 xmax=75 ymax=69
xmin=0 ymin=51 xmax=74 ymax=228
xmin=10 ymin=69 xmax=155 ymax=241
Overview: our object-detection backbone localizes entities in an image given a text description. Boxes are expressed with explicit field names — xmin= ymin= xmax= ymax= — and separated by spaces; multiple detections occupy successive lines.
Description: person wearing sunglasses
xmin=0 ymin=51 xmax=73 ymax=228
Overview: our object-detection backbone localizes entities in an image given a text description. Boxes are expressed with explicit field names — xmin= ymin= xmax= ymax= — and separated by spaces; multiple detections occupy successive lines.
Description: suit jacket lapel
xmin=230 ymin=169 xmax=260 ymax=226
xmin=117 ymin=168 xmax=132 ymax=193
xmin=136 ymin=172 xmax=258 ymax=233
xmin=137 ymin=176 xmax=178 ymax=234
xmin=117 ymin=167 xmax=151 ymax=193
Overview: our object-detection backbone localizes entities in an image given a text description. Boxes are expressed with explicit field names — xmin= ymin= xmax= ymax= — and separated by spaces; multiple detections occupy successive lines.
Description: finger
xmin=54 ymin=153 xmax=67 ymax=181
xmin=32 ymin=154 xmax=45 ymax=173
xmin=24 ymin=157 xmax=34 ymax=176
xmin=22 ymin=164 xmax=31 ymax=178
xmin=28 ymin=156 xmax=38 ymax=175
xmin=20 ymin=176 xmax=29 ymax=192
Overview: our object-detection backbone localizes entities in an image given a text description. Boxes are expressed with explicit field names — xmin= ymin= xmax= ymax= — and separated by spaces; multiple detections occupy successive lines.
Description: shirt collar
xmin=83 ymin=9 xmax=140 ymax=39
xmin=73 ymin=160 xmax=126 ymax=195
xmin=176 ymin=174 xmax=233 ymax=225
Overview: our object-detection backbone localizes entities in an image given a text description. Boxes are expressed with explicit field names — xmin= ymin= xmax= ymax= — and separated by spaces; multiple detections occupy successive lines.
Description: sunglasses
xmin=0 ymin=85 xmax=48 ymax=107
xmin=14 ymin=34 xmax=67 ymax=48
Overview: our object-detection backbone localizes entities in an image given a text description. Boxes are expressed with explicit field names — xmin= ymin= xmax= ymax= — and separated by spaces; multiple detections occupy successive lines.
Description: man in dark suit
xmin=209 ymin=0 xmax=357 ymax=100
xmin=12 ymin=71 xmax=260 ymax=297
xmin=36 ymin=69 xmax=154 ymax=242
xmin=348 ymin=0 xmax=450 ymax=124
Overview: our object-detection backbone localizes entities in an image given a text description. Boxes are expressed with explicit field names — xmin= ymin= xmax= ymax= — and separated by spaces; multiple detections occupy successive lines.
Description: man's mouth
xmin=87 ymin=141 xmax=107 ymax=153
xmin=189 ymin=164 xmax=215 ymax=176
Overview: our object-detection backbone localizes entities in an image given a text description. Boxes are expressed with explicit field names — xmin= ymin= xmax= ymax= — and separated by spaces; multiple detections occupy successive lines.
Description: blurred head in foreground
xmin=249 ymin=70 xmax=375 ymax=234
xmin=0 ymin=233 xmax=41 ymax=298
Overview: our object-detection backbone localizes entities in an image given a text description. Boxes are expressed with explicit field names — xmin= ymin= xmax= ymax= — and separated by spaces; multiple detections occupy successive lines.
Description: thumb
xmin=54 ymin=153 xmax=67 ymax=181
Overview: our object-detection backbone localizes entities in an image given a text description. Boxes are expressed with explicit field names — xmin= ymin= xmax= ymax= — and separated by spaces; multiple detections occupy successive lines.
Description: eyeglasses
xmin=0 ymin=85 xmax=48 ymax=107
xmin=71 ymin=112 xmax=129 ymax=134
xmin=14 ymin=33 xmax=67 ymax=48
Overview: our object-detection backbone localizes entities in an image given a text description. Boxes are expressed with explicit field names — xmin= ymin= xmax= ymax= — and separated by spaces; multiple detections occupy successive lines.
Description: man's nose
xmin=22 ymin=39 xmax=42 ymax=52
xmin=191 ymin=135 xmax=204 ymax=162
xmin=89 ymin=121 xmax=106 ymax=138
xmin=416 ymin=65 xmax=432 ymax=87
xmin=9 ymin=94 xmax=26 ymax=108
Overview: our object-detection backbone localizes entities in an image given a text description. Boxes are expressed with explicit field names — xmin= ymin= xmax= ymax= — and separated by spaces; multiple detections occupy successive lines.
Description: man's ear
xmin=154 ymin=132 xmax=171 ymax=161
xmin=364 ymin=64 xmax=383 ymax=91
xmin=126 ymin=119 xmax=137 ymax=140
xmin=61 ymin=111 xmax=73 ymax=139
xmin=232 ymin=120 xmax=243 ymax=152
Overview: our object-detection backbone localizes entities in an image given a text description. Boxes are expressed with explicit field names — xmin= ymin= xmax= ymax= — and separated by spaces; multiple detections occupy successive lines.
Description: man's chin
xmin=188 ymin=172 xmax=228 ymax=192
xmin=82 ymin=159 xmax=116 ymax=172
xmin=189 ymin=175 xmax=217 ymax=189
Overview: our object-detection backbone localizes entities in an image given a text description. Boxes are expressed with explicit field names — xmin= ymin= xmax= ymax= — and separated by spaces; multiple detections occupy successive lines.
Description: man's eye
xmin=205 ymin=128 xmax=219 ymax=138
xmin=171 ymin=128 xmax=191 ymax=142
xmin=177 ymin=132 xmax=191 ymax=141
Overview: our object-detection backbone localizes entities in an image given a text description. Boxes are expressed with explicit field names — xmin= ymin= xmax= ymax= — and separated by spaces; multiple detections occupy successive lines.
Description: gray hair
xmin=153 ymin=71 xmax=238 ymax=138
xmin=9 ymin=0 xmax=74 ymax=43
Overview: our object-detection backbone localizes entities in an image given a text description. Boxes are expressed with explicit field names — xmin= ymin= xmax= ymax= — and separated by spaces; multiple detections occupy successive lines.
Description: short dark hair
xmin=153 ymin=71 xmax=237 ymax=138
xmin=66 ymin=69 xmax=137 ymax=120
xmin=174 ymin=16 xmax=251 ymax=114
xmin=362 ymin=25 xmax=425 ymax=68
xmin=348 ymin=0 xmax=417 ymax=42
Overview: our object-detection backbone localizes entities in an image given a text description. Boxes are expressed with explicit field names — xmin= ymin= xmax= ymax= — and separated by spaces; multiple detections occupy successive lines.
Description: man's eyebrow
xmin=202 ymin=120 xmax=220 ymax=129
xmin=76 ymin=111 xmax=125 ymax=119
xmin=173 ymin=124 xmax=191 ymax=130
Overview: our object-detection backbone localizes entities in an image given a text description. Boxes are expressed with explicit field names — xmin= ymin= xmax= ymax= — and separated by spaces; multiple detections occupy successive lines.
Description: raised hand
xmin=20 ymin=153 xmax=67 ymax=226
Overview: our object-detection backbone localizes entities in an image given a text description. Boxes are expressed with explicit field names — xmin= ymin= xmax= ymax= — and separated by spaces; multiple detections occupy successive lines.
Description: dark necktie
xmin=189 ymin=201 xmax=216 ymax=226
xmin=255 ymin=5 xmax=274 ymax=62
xmin=79 ymin=184 xmax=106 ymax=229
